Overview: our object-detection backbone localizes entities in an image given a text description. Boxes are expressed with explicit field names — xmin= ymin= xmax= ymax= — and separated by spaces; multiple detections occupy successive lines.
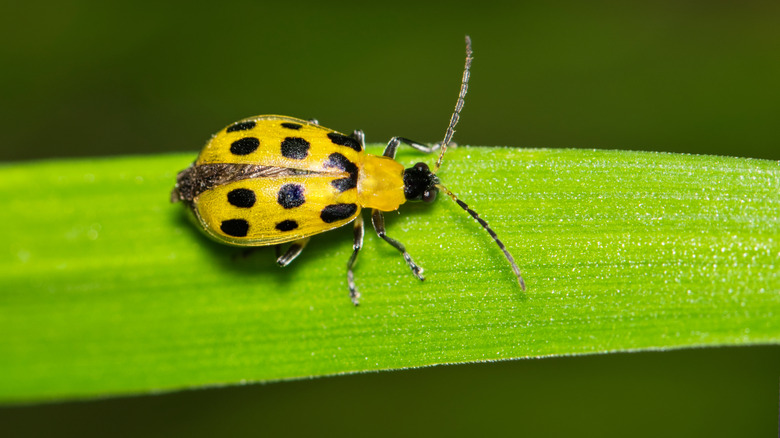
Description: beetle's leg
xmin=350 ymin=130 xmax=366 ymax=150
xmin=382 ymin=137 xmax=438 ymax=159
xmin=346 ymin=214 xmax=364 ymax=306
xmin=277 ymin=238 xmax=311 ymax=267
xmin=371 ymin=209 xmax=424 ymax=281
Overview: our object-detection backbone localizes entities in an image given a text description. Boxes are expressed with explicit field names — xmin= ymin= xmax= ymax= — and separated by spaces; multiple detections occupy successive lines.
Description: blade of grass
xmin=0 ymin=147 xmax=778 ymax=403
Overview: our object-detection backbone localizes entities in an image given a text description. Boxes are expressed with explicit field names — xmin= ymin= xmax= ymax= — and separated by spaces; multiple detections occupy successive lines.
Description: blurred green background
xmin=1 ymin=0 xmax=778 ymax=436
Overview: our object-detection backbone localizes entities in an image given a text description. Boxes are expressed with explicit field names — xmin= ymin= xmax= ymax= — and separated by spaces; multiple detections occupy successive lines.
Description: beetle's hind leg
xmin=276 ymin=238 xmax=311 ymax=267
xmin=346 ymin=215 xmax=364 ymax=306
xmin=371 ymin=209 xmax=424 ymax=281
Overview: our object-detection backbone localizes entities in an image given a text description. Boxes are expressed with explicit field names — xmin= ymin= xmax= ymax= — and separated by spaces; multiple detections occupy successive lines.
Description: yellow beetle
xmin=171 ymin=37 xmax=524 ymax=305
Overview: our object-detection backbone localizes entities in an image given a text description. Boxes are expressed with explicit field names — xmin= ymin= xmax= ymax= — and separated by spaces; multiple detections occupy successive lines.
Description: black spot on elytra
xmin=227 ymin=188 xmax=256 ymax=208
xmin=277 ymin=183 xmax=305 ymax=209
xmin=280 ymin=137 xmax=310 ymax=160
xmin=230 ymin=137 xmax=260 ymax=155
xmin=221 ymin=219 xmax=249 ymax=237
xmin=320 ymin=204 xmax=358 ymax=223
xmin=227 ymin=121 xmax=256 ymax=133
xmin=327 ymin=132 xmax=362 ymax=152
xmin=275 ymin=220 xmax=298 ymax=232
xmin=281 ymin=122 xmax=302 ymax=130
xmin=323 ymin=152 xmax=356 ymax=173
xmin=323 ymin=153 xmax=358 ymax=192
xmin=330 ymin=178 xmax=356 ymax=192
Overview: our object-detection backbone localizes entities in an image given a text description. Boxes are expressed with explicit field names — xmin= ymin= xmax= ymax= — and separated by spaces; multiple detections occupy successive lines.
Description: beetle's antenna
xmin=434 ymin=35 xmax=473 ymax=173
xmin=436 ymin=184 xmax=525 ymax=290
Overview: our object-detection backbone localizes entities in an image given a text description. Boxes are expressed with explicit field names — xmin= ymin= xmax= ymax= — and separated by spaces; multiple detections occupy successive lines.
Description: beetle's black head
xmin=403 ymin=162 xmax=439 ymax=203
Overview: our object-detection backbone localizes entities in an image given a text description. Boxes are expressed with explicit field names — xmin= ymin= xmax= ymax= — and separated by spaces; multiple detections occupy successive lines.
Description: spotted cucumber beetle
xmin=171 ymin=36 xmax=525 ymax=305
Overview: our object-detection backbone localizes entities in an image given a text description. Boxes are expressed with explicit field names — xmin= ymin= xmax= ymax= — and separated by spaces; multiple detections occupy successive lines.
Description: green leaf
xmin=1 ymin=147 xmax=778 ymax=404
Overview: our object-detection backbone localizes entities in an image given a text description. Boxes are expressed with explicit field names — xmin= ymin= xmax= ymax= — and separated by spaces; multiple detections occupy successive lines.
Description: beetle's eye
xmin=422 ymin=189 xmax=437 ymax=203
xmin=414 ymin=162 xmax=430 ymax=173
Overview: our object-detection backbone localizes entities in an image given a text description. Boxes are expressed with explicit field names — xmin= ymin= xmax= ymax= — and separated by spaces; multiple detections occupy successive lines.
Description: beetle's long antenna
xmin=436 ymin=184 xmax=525 ymax=290
xmin=434 ymin=35 xmax=473 ymax=173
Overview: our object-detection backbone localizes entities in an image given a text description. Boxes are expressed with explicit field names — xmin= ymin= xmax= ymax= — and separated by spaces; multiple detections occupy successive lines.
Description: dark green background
xmin=1 ymin=0 xmax=778 ymax=436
